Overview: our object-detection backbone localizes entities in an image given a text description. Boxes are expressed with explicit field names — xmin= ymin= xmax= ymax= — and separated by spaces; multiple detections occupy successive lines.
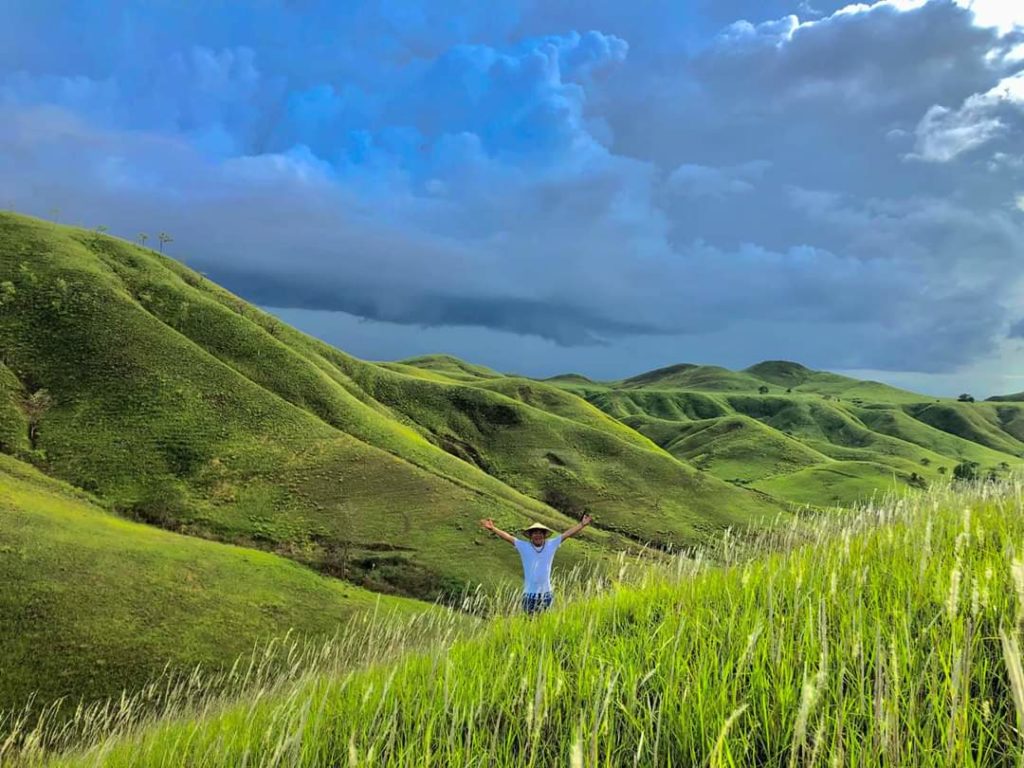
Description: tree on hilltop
xmin=158 ymin=232 xmax=173 ymax=254
xmin=957 ymin=393 xmax=975 ymax=403
xmin=138 ymin=233 xmax=149 ymax=247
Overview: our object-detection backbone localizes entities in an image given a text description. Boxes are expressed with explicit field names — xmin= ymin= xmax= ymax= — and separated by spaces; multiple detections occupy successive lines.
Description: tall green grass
xmin=0 ymin=557 xmax=634 ymax=765
xmin=8 ymin=479 xmax=1024 ymax=766
xmin=1 ymin=606 xmax=468 ymax=764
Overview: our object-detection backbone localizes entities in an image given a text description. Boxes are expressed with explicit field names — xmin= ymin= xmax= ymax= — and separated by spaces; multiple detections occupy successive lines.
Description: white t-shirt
xmin=514 ymin=535 xmax=562 ymax=594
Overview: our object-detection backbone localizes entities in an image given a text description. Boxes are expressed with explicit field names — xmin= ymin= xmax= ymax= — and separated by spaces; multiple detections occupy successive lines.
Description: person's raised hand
xmin=581 ymin=513 xmax=593 ymax=527
xmin=481 ymin=518 xmax=496 ymax=532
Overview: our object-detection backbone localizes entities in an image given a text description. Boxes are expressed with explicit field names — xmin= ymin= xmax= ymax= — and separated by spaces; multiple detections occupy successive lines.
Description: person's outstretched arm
xmin=481 ymin=518 xmax=517 ymax=544
xmin=561 ymin=513 xmax=593 ymax=541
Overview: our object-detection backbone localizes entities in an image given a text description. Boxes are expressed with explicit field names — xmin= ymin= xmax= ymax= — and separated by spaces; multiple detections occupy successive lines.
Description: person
xmin=480 ymin=514 xmax=593 ymax=614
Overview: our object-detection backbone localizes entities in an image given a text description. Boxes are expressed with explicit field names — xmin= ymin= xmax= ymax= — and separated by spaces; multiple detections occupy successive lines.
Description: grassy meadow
xmin=3 ymin=479 xmax=1023 ymax=765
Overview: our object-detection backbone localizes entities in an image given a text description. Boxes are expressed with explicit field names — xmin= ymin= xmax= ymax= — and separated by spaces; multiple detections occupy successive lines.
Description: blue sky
xmin=2 ymin=1 xmax=1023 ymax=396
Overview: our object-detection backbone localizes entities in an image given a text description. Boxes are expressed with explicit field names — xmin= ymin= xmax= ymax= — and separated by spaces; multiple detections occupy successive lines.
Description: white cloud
xmin=955 ymin=0 xmax=1024 ymax=33
xmin=912 ymin=71 xmax=1024 ymax=162
xmin=913 ymin=105 xmax=1006 ymax=162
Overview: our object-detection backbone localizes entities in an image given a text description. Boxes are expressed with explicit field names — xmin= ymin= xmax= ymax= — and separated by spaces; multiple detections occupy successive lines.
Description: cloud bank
xmin=1 ymin=0 xmax=1022 ymax=381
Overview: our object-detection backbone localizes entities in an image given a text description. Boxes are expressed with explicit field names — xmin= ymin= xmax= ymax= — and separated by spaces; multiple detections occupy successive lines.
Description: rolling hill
xmin=3 ymin=210 xmax=775 ymax=603
xmin=0 ymin=212 xmax=783 ymax=710
xmin=545 ymin=362 xmax=1024 ymax=507
xmin=3 ymin=210 xmax=1024 ymax=719
xmin=988 ymin=391 xmax=1024 ymax=402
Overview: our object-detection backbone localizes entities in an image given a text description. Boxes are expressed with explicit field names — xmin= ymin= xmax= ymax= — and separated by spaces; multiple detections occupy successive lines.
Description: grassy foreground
xmin=9 ymin=479 xmax=1024 ymax=766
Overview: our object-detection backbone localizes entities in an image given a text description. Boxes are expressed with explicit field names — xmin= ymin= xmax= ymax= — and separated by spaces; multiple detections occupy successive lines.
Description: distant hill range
xmin=988 ymin=392 xmax=1024 ymax=403
xmin=1 ymin=211 xmax=1022 ymax=710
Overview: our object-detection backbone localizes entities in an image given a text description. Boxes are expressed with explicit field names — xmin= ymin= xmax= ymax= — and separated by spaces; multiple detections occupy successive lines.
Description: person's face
xmin=529 ymin=530 xmax=547 ymax=546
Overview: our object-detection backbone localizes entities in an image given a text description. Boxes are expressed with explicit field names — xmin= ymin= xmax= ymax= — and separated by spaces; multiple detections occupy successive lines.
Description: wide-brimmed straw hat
xmin=522 ymin=521 xmax=555 ymax=536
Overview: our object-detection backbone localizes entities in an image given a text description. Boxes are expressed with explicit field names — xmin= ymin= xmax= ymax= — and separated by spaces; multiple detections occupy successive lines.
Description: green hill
xmin=743 ymin=360 xmax=817 ymax=387
xmin=744 ymin=360 xmax=923 ymax=402
xmin=326 ymin=363 xmax=774 ymax=546
xmin=751 ymin=460 xmax=906 ymax=507
xmin=387 ymin=354 xmax=504 ymax=382
xmin=5 ymin=218 xmax=650 ymax=597
xmin=988 ymin=391 xmax=1024 ymax=402
xmin=542 ymin=372 xmax=596 ymax=385
xmin=0 ymin=213 xmax=568 ymax=601
xmin=993 ymin=403 xmax=1024 ymax=442
xmin=854 ymin=405 xmax=1018 ymax=466
xmin=586 ymin=389 xmax=731 ymax=422
xmin=0 ymin=211 xmax=786 ymax=584
xmin=0 ymin=453 xmax=433 ymax=712
xmin=621 ymin=363 xmax=764 ymax=391
xmin=547 ymin=364 xmax=1024 ymax=506
xmin=627 ymin=414 xmax=833 ymax=482
xmin=904 ymin=402 xmax=1024 ymax=457
xmin=611 ymin=360 xmax=924 ymax=403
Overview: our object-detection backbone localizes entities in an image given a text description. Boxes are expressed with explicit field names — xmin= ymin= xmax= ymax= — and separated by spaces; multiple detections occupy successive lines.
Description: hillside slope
xmin=744 ymin=360 xmax=924 ymax=402
xmin=988 ymin=391 xmax=1024 ymax=402
xmin=0 ymin=453 xmax=432 ymax=712
xmin=0 ymin=213 xmax=782 ymax=592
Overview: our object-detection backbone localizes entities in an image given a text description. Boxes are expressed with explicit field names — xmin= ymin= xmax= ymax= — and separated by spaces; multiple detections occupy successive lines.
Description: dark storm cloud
xmin=0 ymin=0 xmax=1022 ymax=377
xmin=206 ymin=268 xmax=661 ymax=345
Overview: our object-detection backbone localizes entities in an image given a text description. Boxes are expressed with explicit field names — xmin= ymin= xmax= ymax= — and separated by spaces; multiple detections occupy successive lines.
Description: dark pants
xmin=522 ymin=591 xmax=554 ymax=615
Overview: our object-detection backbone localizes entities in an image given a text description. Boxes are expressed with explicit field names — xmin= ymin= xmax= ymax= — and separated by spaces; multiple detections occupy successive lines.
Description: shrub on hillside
xmin=120 ymin=480 xmax=189 ymax=530
xmin=543 ymin=487 xmax=586 ymax=518
xmin=953 ymin=461 xmax=980 ymax=482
